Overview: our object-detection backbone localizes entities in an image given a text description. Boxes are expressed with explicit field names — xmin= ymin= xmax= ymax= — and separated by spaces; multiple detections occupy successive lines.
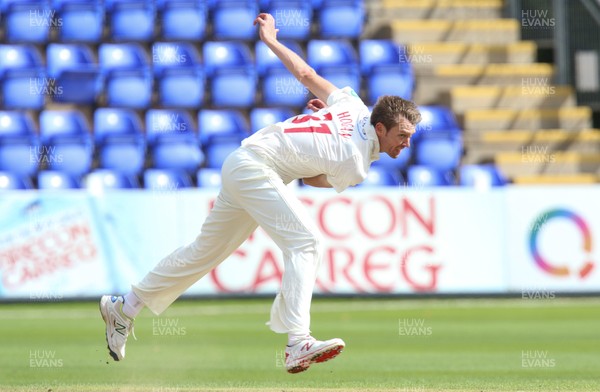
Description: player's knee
xmin=297 ymin=230 xmax=324 ymax=260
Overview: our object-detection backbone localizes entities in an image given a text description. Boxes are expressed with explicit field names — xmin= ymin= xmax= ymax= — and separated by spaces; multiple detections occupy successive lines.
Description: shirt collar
xmin=365 ymin=122 xmax=380 ymax=162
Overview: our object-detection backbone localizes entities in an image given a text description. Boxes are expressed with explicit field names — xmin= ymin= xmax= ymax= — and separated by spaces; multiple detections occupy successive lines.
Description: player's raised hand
xmin=254 ymin=13 xmax=279 ymax=43
xmin=306 ymin=99 xmax=327 ymax=112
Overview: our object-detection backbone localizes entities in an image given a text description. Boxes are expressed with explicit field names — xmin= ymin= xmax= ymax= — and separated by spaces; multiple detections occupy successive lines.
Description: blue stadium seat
xmin=197 ymin=168 xmax=222 ymax=188
xmin=357 ymin=166 xmax=402 ymax=187
xmin=408 ymin=165 xmax=454 ymax=187
xmin=360 ymin=40 xmax=415 ymax=104
xmin=263 ymin=68 xmax=309 ymax=106
xmin=212 ymin=0 xmax=258 ymax=40
xmin=372 ymin=148 xmax=411 ymax=171
xmin=0 ymin=171 xmax=34 ymax=190
xmin=4 ymin=0 xmax=50 ymax=43
xmin=415 ymin=106 xmax=461 ymax=140
xmin=203 ymin=41 xmax=256 ymax=107
xmin=94 ymin=108 xmax=145 ymax=176
xmin=85 ymin=169 xmax=140 ymax=190
xmin=99 ymin=43 xmax=152 ymax=108
xmin=307 ymin=40 xmax=360 ymax=92
xmin=158 ymin=0 xmax=207 ymax=41
xmin=268 ymin=1 xmax=312 ymax=40
xmin=319 ymin=0 xmax=364 ymax=38
xmin=250 ymin=107 xmax=294 ymax=133
xmin=414 ymin=136 xmax=462 ymax=172
xmin=106 ymin=0 xmax=155 ymax=41
xmin=0 ymin=45 xmax=45 ymax=109
xmin=203 ymin=41 xmax=253 ymax=75
xmin=205 ymin=141 xmax=241 ymax=169
xmin=413 ymin=106 xmax=462 ymax=172
xmin=46 ymin=44 xmax=102 ymax=104
xmin=152 ymin=42 xmax=204 ymax=108
xmin=0 ymin=111 xmax=39 ymax=177
xmin=146 ymin=109 xmax=203 ymax=174
xmin=54 ymin=0 xmax=103 ymax=42
xmin=198 ymin=109 xmax=249 ymax=146
xmin=459 ymin=164 xmax=507 ymax=187
xmin=144 ymin=169 xmax=193 ymax=190
xmin=38 ymin=170 xmax=80 ymax=189
xmin=39 ymin=110 xmax=93 ymax=177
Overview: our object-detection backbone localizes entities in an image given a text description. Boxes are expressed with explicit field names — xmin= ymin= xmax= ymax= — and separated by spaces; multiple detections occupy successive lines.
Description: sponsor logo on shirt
xmin=357 ymin=116 xmax=369 ymax=140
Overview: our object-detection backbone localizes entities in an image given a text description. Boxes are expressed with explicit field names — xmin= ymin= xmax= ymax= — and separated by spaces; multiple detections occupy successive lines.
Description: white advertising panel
xmin=183 ymin=188 xmax=507 ymax=295
xmin=505 ymin=186 xmax=600 ymax=292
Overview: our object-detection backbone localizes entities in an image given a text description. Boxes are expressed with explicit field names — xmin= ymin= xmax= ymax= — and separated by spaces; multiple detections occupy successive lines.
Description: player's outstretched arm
xmin=254 ymin=13 xmax=337 ymax=103
xmin=303 ymin=174 xmax=333 ymax=188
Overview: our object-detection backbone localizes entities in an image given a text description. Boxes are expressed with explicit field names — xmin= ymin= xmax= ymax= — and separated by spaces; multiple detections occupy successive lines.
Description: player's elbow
xmin=296 ymin=66 xmax=317 ymax=84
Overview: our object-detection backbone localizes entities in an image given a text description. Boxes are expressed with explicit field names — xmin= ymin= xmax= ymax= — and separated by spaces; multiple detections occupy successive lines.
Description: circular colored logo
xmin=529 ymin=209 xmax=594 ymax=279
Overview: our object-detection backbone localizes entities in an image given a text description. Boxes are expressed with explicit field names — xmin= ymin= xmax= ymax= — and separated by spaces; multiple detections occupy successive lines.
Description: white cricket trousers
xmin=132 ymin=147 xmax=323 ymax=334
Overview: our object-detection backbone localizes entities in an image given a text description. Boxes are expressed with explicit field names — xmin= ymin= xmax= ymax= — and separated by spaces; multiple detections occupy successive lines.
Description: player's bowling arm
xmin=302 ymin=174 xmax=333 ymax=188
xmin=254 ymin=13 xmax=337 ymax=102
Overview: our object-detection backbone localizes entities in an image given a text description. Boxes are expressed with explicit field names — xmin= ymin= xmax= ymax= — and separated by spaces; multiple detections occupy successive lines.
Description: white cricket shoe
xmin=99 ymin=295 xmax=135 ymax=361
xmin=285 ymin=336 xmax=345 ymax=374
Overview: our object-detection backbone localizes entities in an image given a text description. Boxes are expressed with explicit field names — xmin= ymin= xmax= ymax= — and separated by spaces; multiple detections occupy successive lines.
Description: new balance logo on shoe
xmin=114 ymin=320 xmax=127 ymax=337
xmin=301 ymin=342 xmax=314 ymax=352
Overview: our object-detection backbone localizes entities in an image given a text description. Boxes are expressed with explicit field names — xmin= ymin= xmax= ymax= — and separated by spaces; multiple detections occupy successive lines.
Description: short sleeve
xmin=326 ymin=155 xmax=367 ymax=193
xmin=326 ymin=86 xmax=364 ymax=107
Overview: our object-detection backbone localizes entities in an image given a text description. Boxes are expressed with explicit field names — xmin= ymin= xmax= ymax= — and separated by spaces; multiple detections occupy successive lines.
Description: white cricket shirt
xmin=242 ymin=87 xmax=380 ymax=192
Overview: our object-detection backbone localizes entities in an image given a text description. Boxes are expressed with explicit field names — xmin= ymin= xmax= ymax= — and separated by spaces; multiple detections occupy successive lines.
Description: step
xmin=414 ymin=63 xmax=554 ymax=104
xmin=463 ymin=107 xmax=593 ymax=131
xmin=512 ymin=174 xmax=598 ymax=184
xmin=463 ymin=129 xmax=600 ymax=163
xmin=392 ymin=19 xmax=520 ymax=44
xmin=378 ymin=0 xmax=503 ymax=20
xmin=450 ymin=85 xmax=576 ymax=113
xmin=404 ymin=41 xmax=536 ymax=67
xmin=494 ymin=152 xmax=600 ymax=176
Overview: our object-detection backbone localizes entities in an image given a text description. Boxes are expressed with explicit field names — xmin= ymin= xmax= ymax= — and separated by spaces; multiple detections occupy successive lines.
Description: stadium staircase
xmin=367 ymin=0 xmax=600 ymax=184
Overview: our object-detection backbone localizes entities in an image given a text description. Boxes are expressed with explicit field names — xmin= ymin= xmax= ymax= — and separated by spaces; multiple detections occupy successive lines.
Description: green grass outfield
xmin=0 ymin=297 xmax=599 ymax=392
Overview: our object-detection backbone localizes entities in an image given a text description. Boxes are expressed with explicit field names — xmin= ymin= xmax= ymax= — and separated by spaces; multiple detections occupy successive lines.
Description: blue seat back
xmin=212 ymin=1 xmax=258 ymax=40
xmin=152 ymin=42 xmax=202 ymax=75
xmin=146 ymin=109 xmax=197 ymax=145
xmin=307 ymin=40 xmax=358 ymax=70
xmin=85 ymin=169 xmax=140 ymax=189
xmin=144 ymin=169 xmax=193 ymax=190
xmin=47 ymin=43 xmax=97 ymax=77
xmin=319 ymin=0 xmax=364 ymax=38
xmin=408 ymin=165 xmax=454 ymax=187
xmin=460 ymin=164 xmax=507 ymax=187
xmin=203 ymin=41 xmax=252 ymax=76
xmin=250 ymin=107 xmax=295 ymax=133
xmin=94 ymin=108 xmax=144 ymax=144
xmin=0 ymin=171 xmax=33 ymax=189
xmin=198 ymin=109 xmax=249 ymax=145
xmin=38 ymin=170 xmax=79 ymax=189
xmin=99 ymin=43 xmax=149 ymax=71
xmin=40 ymin=110 xmax=90 ymax=143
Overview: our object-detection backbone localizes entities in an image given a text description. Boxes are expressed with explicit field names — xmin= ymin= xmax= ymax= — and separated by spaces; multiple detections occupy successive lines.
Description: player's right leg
xmin=130 ymin=192 xmax=258 ymax=315
xmin=100 ymin=183 xmax=258 ymax=361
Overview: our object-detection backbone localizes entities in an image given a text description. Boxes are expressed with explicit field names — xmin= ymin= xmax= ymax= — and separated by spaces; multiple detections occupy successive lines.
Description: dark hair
xmin=370 ymin=95 xmax=421 ymax=130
